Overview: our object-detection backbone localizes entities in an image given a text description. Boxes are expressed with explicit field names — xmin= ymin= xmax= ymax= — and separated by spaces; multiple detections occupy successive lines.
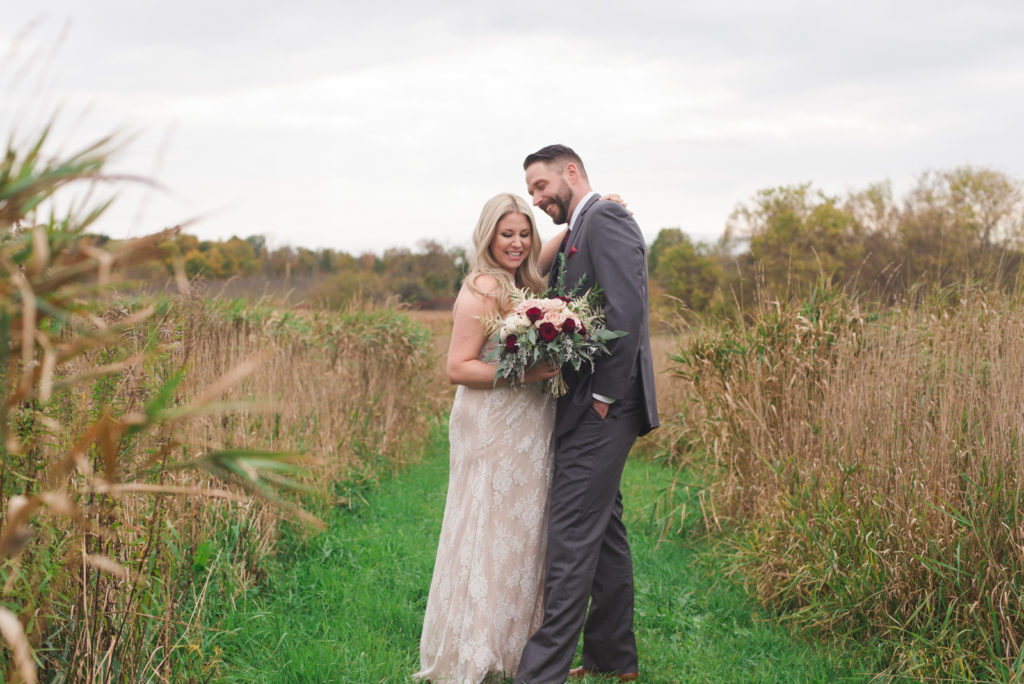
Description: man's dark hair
xmin=523 ymin=144 xmax=588 ymax=181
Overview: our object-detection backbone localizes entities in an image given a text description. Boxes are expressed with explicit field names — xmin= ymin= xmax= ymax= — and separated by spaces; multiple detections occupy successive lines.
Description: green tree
xmin=897 ymin=167 xmax=1024 ymax=289
xmin=185 ymin=242 xmax=226 ymax=277
xmin=726 ymin=184 xmax=865 ymax=297
xmin=377 ymin=240 xmax=461 ymax=305
xmin=245 ymin=234 xmax=267 ymax=258
xmin=651 ymin=231 xmax=724 ymax=313
xmin=220 ymin=236 xmax=258 ymax=275
xmin=648 ymin=227 xmax=688 ymax=274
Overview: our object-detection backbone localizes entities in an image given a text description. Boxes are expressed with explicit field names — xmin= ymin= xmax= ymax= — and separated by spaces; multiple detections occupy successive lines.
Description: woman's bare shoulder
xmin=455 ymin=275 xmax=501 ymax=318
xmin=466 ymin=273 xmax=500 ymax=294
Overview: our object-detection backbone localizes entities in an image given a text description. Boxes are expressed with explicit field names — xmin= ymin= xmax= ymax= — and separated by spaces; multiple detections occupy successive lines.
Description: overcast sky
xmin=3 ymin=1 xmax=1023 ymax=254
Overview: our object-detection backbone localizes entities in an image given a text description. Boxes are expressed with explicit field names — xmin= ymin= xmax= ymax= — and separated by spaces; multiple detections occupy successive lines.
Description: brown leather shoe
xmin=568 ymin=666 xmax=639 ymax=681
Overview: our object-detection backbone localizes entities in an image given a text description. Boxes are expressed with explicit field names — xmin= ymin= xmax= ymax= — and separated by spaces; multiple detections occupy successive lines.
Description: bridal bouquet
xmin=486 ymin=283 xmax=626 ymax=397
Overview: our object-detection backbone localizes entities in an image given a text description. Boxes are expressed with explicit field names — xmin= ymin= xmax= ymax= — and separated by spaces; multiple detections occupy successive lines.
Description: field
xmin=6 ymin=124 xmax=1024 ymax=682
xmin=199 ymin=427 xmax=878 ymax=683
xmin=12 ymin=265 xmax=1024 ymax=680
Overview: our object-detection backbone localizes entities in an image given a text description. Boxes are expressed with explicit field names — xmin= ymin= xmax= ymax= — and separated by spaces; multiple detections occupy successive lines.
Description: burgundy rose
xmin=525 ymin=306 xmax=543 ymax=323
xmin=504 ymin=334 xmax=519 ymax=352
xmin=578 ymin=323 xmax=587 ymax=338
xmin=561 ymin=318 xmax=577 ymax=334
xmin=538 ymin=321 xmax=559 ymax=342
xmin=556 ymin=296 xmax=571 ymax=303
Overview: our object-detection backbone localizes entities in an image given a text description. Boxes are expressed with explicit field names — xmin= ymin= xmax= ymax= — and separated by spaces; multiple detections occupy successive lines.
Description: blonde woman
xmin=414 ymin=193 xmax=560 ymax=683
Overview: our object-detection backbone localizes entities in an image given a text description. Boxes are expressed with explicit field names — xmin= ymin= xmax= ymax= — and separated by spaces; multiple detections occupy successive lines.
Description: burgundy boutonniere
xmin=567 ymin=245 xmax=579 ymax=259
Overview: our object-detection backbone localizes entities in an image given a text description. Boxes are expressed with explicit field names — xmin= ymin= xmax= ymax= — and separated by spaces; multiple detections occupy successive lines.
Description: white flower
xmin=500 ymin=312 xmax=531 ymax=338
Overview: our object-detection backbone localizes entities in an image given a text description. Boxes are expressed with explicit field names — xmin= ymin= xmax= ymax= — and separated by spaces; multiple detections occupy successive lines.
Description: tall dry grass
xmin=0 ymin=121 xmax=439 ymax=681
xmin=666 ymin=283 xmax=1024 ymax=678
xmin=178 ymin=293 xmax=442 ymax=501
xmin=2 ymin=275 xmax=439 ymax=683
xmin=407 ymin=308 xmax=458 ymax=404
xmin=0 ymin=125 xmax=234 ymax=683
xmin=35 ymin=292 xmax=440 ymax=682
xmin=632 ymin=326 xmax=693 ymax=462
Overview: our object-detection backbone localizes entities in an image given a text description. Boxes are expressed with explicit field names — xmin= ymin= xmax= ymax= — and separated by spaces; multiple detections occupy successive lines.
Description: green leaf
xmin=145 ymin=367 xmax=187 ymax=420
xmin=193 ymin=540 xmax=217 ymax=573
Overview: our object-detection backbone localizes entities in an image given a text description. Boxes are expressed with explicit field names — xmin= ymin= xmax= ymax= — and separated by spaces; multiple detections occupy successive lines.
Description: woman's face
xmin=489 ymin=212 xmax=532 ymax=274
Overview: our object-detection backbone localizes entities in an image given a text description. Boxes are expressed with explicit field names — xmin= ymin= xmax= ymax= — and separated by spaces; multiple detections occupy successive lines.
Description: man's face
xmin=525 ymin=162 xmax=573 ymax=226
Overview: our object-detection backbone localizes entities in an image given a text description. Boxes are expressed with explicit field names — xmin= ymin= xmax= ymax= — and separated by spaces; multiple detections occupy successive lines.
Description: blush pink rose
xmin=541 ymin=310 xmax=568 ymax=328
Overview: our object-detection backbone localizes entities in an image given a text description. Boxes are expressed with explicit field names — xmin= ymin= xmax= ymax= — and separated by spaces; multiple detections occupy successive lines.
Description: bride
xmin=413 ymin=192 xmax=563 ymax=683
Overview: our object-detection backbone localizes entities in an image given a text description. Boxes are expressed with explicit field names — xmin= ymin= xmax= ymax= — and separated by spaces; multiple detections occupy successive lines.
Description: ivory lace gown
xmin=414 ymin=352 xmax=555 ymax=683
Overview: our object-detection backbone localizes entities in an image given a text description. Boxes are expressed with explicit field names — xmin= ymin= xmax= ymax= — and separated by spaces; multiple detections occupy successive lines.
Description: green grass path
xmin=206 ymin=428 xmax=876 ymax=682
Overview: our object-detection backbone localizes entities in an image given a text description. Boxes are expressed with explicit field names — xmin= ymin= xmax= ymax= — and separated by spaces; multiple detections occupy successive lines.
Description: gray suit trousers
xmin=514 ymin=383 xmax=644 ymax=684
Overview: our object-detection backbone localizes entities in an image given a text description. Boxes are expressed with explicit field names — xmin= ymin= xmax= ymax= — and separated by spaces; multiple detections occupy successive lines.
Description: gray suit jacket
xmin=549 ymin=194 xmax=659 ymax=437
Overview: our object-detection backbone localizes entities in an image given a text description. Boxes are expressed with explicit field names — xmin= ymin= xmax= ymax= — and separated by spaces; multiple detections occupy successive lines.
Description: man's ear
xmin=564 ymin=162 xmax=578 ymax=184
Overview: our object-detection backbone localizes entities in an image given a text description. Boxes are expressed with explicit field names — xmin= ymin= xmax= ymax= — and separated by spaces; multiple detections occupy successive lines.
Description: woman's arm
xmin=538 ymin=229 xmax=567 ymax=276
xmin=446 ymin=278 xmax=503 ymax=389
xmin=446 ymin=277 xmax=558 ymax=389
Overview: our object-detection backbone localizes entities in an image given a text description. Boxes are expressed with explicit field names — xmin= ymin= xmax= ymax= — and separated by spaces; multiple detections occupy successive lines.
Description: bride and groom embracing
xmin=414 ymin=145 xmax=659 ymax=684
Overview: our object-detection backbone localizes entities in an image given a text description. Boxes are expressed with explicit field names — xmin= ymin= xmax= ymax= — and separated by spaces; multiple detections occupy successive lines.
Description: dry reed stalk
xmin=2 ymin=270 xmax=439 ymax=680
xmin=634 ymin=330 xmax=694 ymax=459
xmin=668 ymin=284 xmax=1024 ymax=676
xmin=177 ymin=296 xmax=438 ymax=474
xmin=407 ymin=308 xmax=458 ymax=405
xmin=0 ymin=120 xmax=435 ymax=680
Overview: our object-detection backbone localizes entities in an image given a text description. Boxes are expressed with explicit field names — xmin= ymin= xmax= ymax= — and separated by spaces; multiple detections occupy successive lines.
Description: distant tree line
xmin=139 ymin=165 xmax=1022 ymax=313
xmin=150 ymin=235 xmax=467 ymax=307
xmin=649 ymin=165 xmax=1024 ymax=317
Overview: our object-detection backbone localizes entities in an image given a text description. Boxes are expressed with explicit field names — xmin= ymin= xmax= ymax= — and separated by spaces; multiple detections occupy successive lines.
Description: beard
xmin=542 ymin=180 xmax=573 ymax=225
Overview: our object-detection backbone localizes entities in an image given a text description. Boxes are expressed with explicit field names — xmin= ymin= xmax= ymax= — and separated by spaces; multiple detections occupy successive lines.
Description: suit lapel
xmin=564 ymin=195 xmax=599 ymax=283
xmin=550 ymin=194 xmax=600 ymax=290
xmin=567 ymin=194 xmax=600 ymax=253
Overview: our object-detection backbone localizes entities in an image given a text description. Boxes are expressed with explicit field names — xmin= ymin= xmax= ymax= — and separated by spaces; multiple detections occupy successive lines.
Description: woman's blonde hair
xmin=464 ymin=193 xmax=546 ymax=310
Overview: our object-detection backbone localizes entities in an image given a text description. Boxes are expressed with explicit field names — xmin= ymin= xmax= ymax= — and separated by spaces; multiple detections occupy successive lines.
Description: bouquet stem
xmin=545 ymin=371 xmax=568 ymax=398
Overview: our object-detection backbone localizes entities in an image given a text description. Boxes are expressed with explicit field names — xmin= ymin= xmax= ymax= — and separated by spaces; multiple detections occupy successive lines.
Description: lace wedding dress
xmin=414 ymin=359 xmax=555 ymax=683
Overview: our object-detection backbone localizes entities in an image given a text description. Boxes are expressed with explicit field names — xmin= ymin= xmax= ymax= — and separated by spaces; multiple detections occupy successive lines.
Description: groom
xmin=515 ymin=145 xmax=659 ymax=684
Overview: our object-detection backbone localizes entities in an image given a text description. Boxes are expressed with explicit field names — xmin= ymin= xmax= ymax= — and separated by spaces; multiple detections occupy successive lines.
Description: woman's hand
xmin=524 ymin=361 xmax=561 ymax=384
xmin=601 ymin=193 xmax=633 ymax=215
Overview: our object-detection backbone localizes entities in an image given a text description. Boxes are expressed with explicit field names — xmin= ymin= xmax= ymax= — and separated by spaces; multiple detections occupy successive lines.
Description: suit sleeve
xmin=583 ymin=202 xmax=648 ymax=401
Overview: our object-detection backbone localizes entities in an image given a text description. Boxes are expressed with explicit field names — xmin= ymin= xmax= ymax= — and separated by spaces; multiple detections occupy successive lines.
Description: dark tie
xmin=559 ymin=228 xmax=571 ymax=254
